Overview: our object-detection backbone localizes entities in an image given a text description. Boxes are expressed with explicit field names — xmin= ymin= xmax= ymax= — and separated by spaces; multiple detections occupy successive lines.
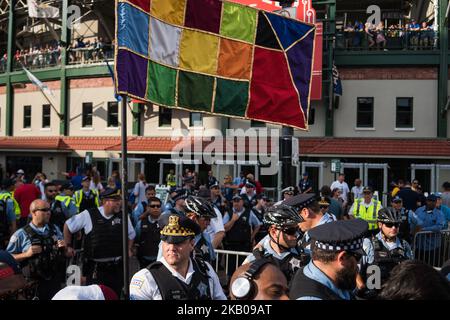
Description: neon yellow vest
xmin=353 ymin=199 xmax=381 ymax=230
xmin=74 ymin=189 xmax=99 ymax=209
xmin=166 ymin=174 xmax=176 ymax=187
xmin=0 ymin=192 xmax=21 ymax=218
xmin=55 ymin=195 xmax=74 ymax=208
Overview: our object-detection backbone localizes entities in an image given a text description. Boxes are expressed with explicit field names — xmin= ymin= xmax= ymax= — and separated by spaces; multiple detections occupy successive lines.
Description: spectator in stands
xmin=365 ymin=22 xmax=376 ymax=48
xmin=344 ymin=21 xmax=354 ymax=49
xmin=419 ymin=21 xmax=432 ymax=49
xmin=408 ymin=19 xmax=420 ymax=49
xmin=375 ymin=22 xmax=387 ymax=50
xmin=352 ymin=21 xmax=364 ymax=47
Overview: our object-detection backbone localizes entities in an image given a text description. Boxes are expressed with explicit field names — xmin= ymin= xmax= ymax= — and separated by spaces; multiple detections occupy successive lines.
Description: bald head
xmin=30 ymin=199 xmax=50 ymax=227
xmin=230 ymin=262 xmax=289 ymax=300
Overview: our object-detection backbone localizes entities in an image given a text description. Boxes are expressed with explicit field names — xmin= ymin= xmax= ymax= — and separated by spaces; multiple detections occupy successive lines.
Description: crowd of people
xmin=0 ymin=37 xmax=114 ymax=73
xmin=340 ymin=19 xmax=436 ymax=50
xmin=1 ymin=166 xmax=450 ymax=300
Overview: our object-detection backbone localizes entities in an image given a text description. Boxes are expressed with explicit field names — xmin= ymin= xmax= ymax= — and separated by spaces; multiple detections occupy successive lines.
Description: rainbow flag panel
xmin=115 ymin=0 xmax=316 ymax=130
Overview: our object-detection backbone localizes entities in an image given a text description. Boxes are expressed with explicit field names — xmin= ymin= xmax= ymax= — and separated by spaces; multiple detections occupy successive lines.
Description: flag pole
xmin=121 ymin=94 xmax=130 ymax=299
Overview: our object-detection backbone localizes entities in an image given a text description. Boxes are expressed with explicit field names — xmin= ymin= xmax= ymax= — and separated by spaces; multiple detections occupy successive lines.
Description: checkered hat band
xmin=314 ymin=238 xmax=363 ymax=251
xmin=160 ymin=226 xmax=195 ymax=237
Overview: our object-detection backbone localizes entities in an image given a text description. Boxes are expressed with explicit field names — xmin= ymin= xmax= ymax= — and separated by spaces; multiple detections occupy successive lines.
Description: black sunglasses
xmin=384 ymin=222 xmax=400 ymax=228
xmin=149 ymin=204 xmax=161 ymax=208
xmin=282 ymin=226 xmax=299 ymax=236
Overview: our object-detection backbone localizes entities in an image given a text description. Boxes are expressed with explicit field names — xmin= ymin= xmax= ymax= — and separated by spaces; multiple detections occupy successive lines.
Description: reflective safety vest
xmin=74 ymin=189 xmax=99 ymax=210
xmin=55 ymin=195 xmax=74 ymax=208
xmin=166 ymin=174 xmax=176 ymax=187
xmin=353 ymin=199 xmax=381 ymax=230
xmin=0 ymin=192 xmax=21 ymax=218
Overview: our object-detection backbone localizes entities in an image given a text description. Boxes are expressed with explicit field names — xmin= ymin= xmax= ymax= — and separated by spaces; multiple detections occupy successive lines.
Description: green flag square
xmin=220 ymin=2 xmax=258 ymax=43
xmin=178 ymin=71 xmax=214 ymax=112
xmin=214 ymin=78 xmax=249 ymax=117
xmin=147 ymin=61 xmax=177 ymax=106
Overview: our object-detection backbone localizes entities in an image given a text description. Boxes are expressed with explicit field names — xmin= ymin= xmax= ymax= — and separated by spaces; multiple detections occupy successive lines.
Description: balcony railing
xmin=12 ymin=50 xmax=61 ymax=71
xmin=336 ymin=30 xmax=438 ymax=51
xmin=68 ymin=45 xmax=114 ymax=65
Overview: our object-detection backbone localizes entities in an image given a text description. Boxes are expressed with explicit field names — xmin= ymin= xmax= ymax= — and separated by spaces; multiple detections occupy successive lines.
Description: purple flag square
xmin=185 ymin=0 xmax=222 ymax=34
xmin=117 ymin=49 xmax=148 ymax=98
xmin=286 ymin=31 xmax=314 ymax=115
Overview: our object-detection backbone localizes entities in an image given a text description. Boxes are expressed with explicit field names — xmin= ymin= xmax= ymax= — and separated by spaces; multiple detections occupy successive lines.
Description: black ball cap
xmin=100 ymin=188 xmax=121 ymax=200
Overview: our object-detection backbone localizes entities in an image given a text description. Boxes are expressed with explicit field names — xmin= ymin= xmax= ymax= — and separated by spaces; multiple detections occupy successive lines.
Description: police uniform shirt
xmin=65 ymin=206 xmax=136 ymax=241
xmin=7 ymin=223 xmax=63 ymax=254
xmin=222 ymin=207 xmax=262 ymax=228
xmin=302 ymin=213 xmax=336 ymax=253
xmin=297 ymin=261 xmax=352 ymax=300
xmin=129 ymin=256 xmax=227 ymax=300
xmin=0 ymin=194 xmax=17 ymax=224
xmin=204 ymin=207 xmax=225 ymax=240
xmin=412 ymin=206 xmax=446 ymax=231
xmin=299 ymin=179 xmax=312 ymax=193
xmin=135 ymin=216 xmax=160 ymax=261
xmin=194 ymin=231 xmax=215 ymax=260
xmin=348 ymin=199 xmax=383 ymax=216
xmin=243 ymin=235 xmax=301 ymax=264
xmin=362 ymin=232 xmax=413 ymax=266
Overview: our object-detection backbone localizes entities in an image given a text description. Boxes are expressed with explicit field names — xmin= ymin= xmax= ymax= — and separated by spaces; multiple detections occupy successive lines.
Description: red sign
xmin=229 ymin=0 xmax=322 ymax=100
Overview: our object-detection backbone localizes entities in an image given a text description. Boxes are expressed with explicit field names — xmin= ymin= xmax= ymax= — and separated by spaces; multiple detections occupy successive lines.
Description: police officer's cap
xmin=1 ymin=179 xmax=14 ymax=189
xmin=159 ymin=214 xmax=201 ymax=244
xmin=391 ymin=195 xmax=402 ymax=203
xmin=302 ymin=172 xmax=309 ymax=177
xmin=100 ymin=188 xmax=121 ymax=200
xmin=363 ymin=186 xmax=373 ymax=193
xmin=309 ymin=219 xmax=368 ymax=255
xmin=232 ymin=195 xmax=243 ymax=201
xmin=427 ymin=194 xmax=437 ymax=202
xmin=169 ymin=186 xmax=177 ymax=193
xmin=173 ymin=189 xmax=188 ymax=202
xmin=317 ymin=196 xmax=330 ymax=206
xmin=282 ymin=193 xmax=316 ymax=210
xmin=82 ymin=176 xmax=91 ymax=182
xmin=255 ymin=193 xmax=268 ymax=201
xmin=281 ymin=186 xmax=295 ymax=194
xmin=434 ymin=192 xmax=442 ymax=199
xmin=62 ymin=182 xmax=74 ymax=191
xmin=245 ymin=182 xmax=255 ymax=188
xmin=209 ymin=181 xmax=220 ymax=189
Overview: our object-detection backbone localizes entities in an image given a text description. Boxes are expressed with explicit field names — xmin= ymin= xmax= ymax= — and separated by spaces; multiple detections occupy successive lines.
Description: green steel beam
xmin=438 ymin=0 xmax=448 ymax=138
xmin=65 ymin=65 xmax=110 ymax=78
xmin=60 ymin=0 xmax=69 ymax=136
xmin=335 ymin=52 xmax=440 ymax=66
xmin=5 ymin=0 xmax=15 ymax=136
xmin=132 ymin=103 xmax=141 ymax=136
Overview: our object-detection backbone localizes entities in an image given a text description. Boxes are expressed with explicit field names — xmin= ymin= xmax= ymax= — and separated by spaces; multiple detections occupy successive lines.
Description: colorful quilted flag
xmin=115 ymin=0 xmax=316 ymax=130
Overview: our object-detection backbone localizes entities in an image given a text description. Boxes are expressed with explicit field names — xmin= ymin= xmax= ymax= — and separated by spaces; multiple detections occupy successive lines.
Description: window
xmin=189 ymin=112 xmax=203 ymax=127
xmin=82 ymin=102 xmax=93 ymax=127
xmin=42 ymin=104 xmax=51 ymax=128
xmin=356 ymin=97 xmax=374 ymax=128
xmin=23 ymin=105 xmax=31 ymax=128
xmin=308 ymin=108 xmax=315 ymax=125
xmin=159 ymin=107 xmax=172 ymax=127
xmin=250 ymin=120 xmax=266 ymax=127
xmin=107 ymin=102 xmax=119 ymax=127
xmin=396 ymin=98 xmax=413 ymax=128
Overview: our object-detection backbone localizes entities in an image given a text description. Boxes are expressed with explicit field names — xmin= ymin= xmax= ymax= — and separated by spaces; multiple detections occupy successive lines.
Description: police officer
xmin=390 ymin=196 xmax=415 ymax=243
xmin=0 ymin=179 xmax=18 ymax=249
xmin=283 ymin=194 xmax=335 ymax=254
xmin=242 ymin=182 xmax=257 ymax=210
xmin=252 ymin=194 xmax=269 ymax=243
xmin=299 ymin=172 xmax=313 ymax=194
xmin=348 ymin=186 xmax=383 ymax=237
xmin=44 ymin=182 xmax=77 ymax=232
xmin=289 ymin=219 xmax=368 ymax=300
xmin=162 ymin=189 xmax=187 ymax=216
xmin=275 ymin=186 xmax=295 ymax=205
xmin=129 ymin=214 xmax=226 ymax=300
xmin=223 ymin=195 xmax=261 ymax=276
xmin=182 ymin=196 xmax=216 ymax=264
xmin=210 ymin=181 xmax=227 ymax=216
xmin=244 ymin=205 xmax=309 ymax=283
xmin=73 ymin=176 xmax=100 ymax=213
xmin=135 ymin=197 xmax=162 ymax=269
xmin=64 ymin=188 xmax=136 ymax=296
xmin=162 ymin=187 xmax=178 ymax=213
xmin=166 ymin=169 xmax=176 ymax=188
xmin=132 ymin=185 xmax=158 ymax=226
xmin=7 ymin=199 xmax=66 ymax=300
xmin=359 ymin=207 xmax=413 ymax=298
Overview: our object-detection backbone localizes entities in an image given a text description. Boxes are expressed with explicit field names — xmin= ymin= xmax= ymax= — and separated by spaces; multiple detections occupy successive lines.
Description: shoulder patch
xmin=130 ymin=277 xmax=145 ymax=289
